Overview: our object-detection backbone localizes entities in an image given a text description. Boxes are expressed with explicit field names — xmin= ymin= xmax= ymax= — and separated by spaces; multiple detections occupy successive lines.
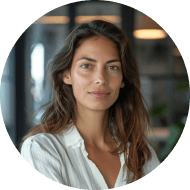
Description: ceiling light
xmin=134 ymin=13 xmax=167 ymax=39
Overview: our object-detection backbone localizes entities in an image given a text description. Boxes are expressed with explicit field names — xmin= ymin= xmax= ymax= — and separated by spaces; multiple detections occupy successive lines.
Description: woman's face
xmin=63 ymin=36 xmax=125 ymax=112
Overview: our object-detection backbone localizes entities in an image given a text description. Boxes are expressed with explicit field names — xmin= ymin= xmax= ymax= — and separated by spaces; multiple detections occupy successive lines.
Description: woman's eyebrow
xmin=77 ymin=57 xmax=120 ymax=64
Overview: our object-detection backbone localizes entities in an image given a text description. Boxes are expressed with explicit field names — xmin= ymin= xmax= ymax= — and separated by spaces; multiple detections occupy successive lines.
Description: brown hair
xmin=20 ymin=20 xmax=152 ymax=183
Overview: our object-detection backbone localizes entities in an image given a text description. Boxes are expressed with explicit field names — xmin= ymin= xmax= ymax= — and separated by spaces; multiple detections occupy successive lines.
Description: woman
xmin=21 ymin=20 xmax=160 ymax=189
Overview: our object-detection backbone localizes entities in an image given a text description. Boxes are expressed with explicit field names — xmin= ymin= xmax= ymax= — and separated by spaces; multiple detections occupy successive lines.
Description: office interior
xmin=1 ymin=0 xmax=189 ymax=163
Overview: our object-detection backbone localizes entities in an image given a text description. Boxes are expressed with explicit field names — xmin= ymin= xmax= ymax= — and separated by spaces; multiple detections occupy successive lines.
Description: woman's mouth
xmin=89 ymin=92 xmax=110 ymax=99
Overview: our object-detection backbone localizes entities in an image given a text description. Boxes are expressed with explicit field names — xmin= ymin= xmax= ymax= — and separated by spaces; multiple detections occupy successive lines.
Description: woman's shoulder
xmin=22 ymin=133 xmax=59 ymax=147
xmin=21 ymin=132 xmax=67 ymax=158
xmin=20 ymin=133 xmax=67 ymax=184
xmin=21 ymin=133 xmax=48 ymax=156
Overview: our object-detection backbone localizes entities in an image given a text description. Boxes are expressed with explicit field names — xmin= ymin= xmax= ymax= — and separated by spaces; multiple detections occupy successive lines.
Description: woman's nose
xmin=95 ymin=70 xmax=107 ymax=84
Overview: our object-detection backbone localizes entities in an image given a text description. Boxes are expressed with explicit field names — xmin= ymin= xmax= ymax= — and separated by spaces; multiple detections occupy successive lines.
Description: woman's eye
xmin=110 ymin=66 xmax=119 ymax=70
xmin=81 ymin=64 xmax=119 ymax=70
xmin=81 ymin=64 xmax=91 ymax=69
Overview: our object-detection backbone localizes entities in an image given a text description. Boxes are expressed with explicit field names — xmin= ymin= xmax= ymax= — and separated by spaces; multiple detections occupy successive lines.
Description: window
xmin=30 ymin=43 xmax=45 ymax=102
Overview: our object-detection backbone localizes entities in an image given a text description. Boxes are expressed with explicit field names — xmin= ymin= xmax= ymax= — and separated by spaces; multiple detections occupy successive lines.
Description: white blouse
xmin=21 ymin=124 xmax=160 ymax=189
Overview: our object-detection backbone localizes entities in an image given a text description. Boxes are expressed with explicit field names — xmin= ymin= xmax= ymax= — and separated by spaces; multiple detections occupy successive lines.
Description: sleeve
xmin=143 ymin=143 xmax=161 ymax=175
xmin=21 ymin=136 xmax=64 ymax=184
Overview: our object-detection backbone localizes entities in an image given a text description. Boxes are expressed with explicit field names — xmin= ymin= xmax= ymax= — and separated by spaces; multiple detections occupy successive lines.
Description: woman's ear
xmin=63 ymin=70 xmax=72 ymax=85
xmin=120 ymin=81 xmax=125 ymax=88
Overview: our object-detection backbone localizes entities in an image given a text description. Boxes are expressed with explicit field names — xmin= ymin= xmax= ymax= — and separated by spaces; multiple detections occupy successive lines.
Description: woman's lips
xmin=89 ymin=92 xmax=109 ymax=99
xmin=90 ymin=91 xmax=108 ymax=94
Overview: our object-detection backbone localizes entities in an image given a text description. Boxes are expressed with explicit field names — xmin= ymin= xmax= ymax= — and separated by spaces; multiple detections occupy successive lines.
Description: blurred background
xmin=0 ymin=0 xmax=189 ymax=162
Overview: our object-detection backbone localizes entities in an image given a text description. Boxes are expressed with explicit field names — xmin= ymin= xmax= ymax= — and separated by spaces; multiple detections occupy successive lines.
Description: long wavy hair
xmin=20 ymin=20 xmax=152 ymax=183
